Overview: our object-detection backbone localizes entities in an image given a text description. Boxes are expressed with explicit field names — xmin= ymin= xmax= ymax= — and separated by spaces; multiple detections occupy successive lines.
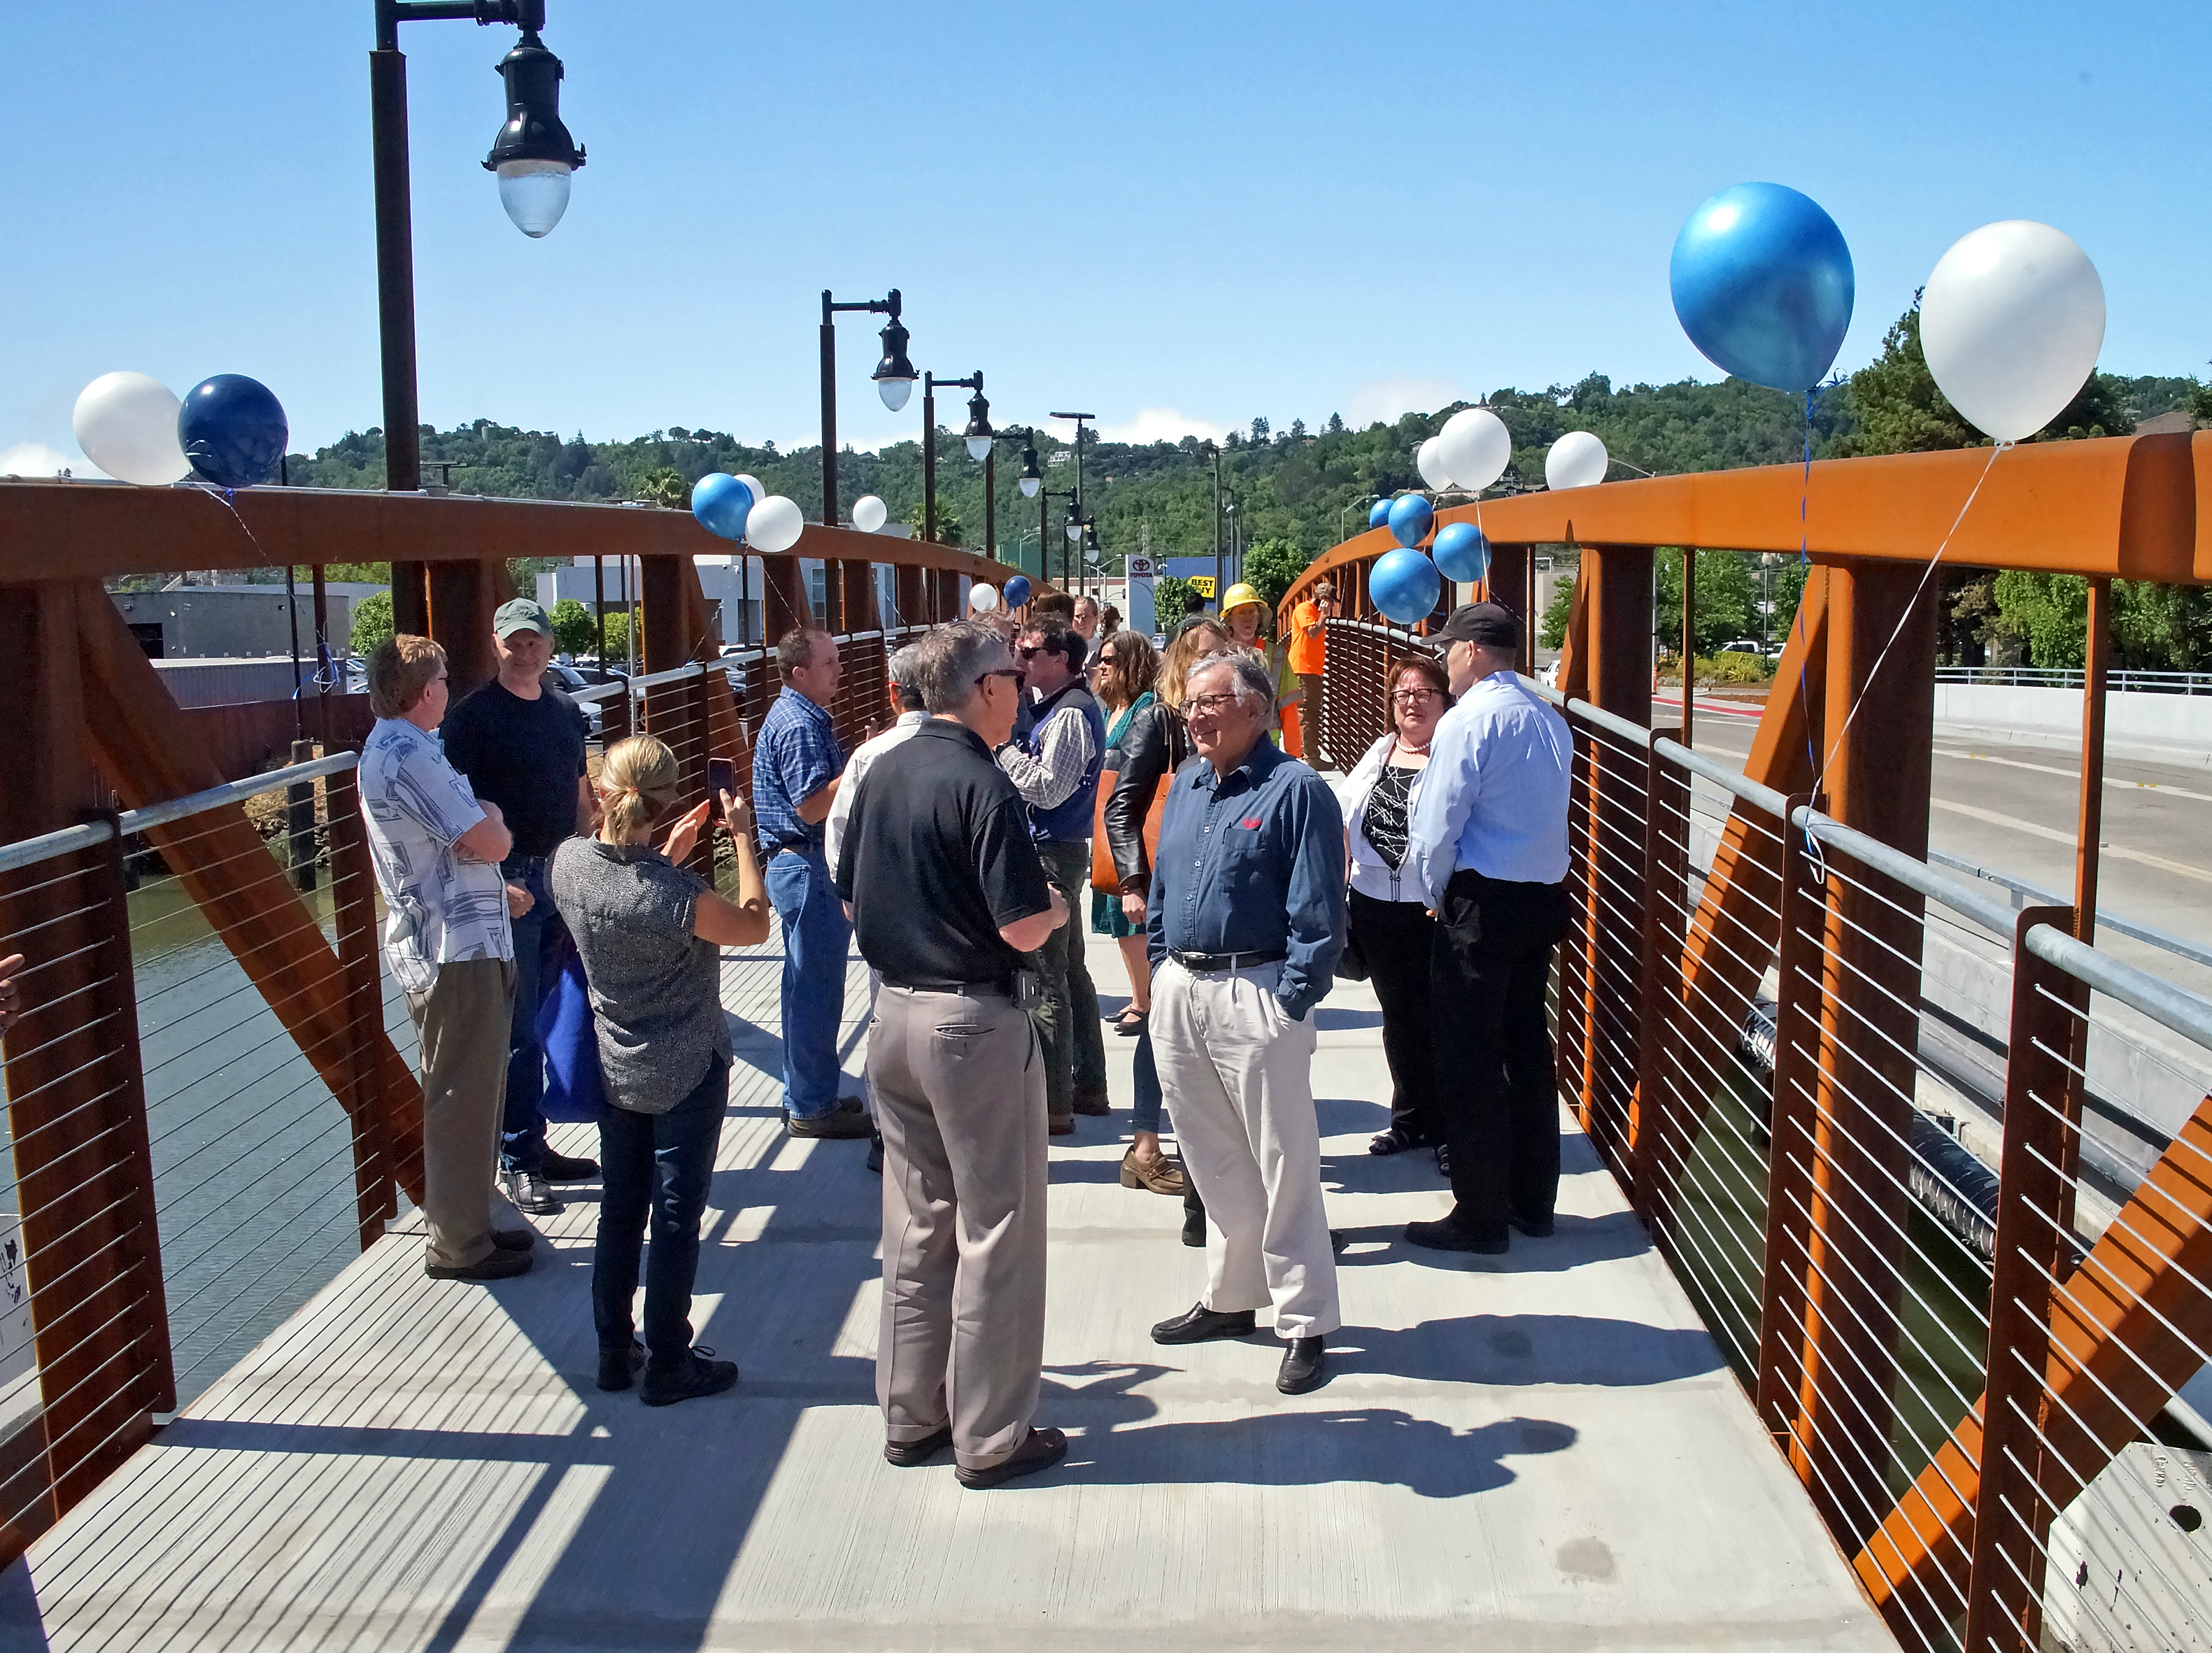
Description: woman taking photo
xmin=1104 ymin=618 xmax=1232 ymax=1221
xmin=552 ymin=735 xmax=772 ymax=1406
xmin=1338 ymin=655 xmax=1454 ymax=1172
xmin=1089 ymin=630 xmax=1159 ymax=1037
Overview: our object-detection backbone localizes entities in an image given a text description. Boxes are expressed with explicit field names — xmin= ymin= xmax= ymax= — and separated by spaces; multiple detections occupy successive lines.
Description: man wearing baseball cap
xmin=441 ymin=597 xmax=601 ymax=1215
xmin=1403 ymin=603 xmax=1571 ymax=1255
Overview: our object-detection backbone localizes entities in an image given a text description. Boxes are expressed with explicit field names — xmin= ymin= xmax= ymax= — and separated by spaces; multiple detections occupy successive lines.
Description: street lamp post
xmin=1040 ymin=488 xmax=1079 ymax=592
xmin=1197 ymin=439 xmax=1226 ymax=606
xmin=372 ymin=0 xmax=585 ymax=497
xmin=921 ymin=371 xmax=988 ymax=548
xmin=988 ymin=427 xmax=1043 ymax=565
xmin=1050 ymin=413 xmax=1095 ymax=597
xmin=820 ymin=288 xmax=915 ymax=526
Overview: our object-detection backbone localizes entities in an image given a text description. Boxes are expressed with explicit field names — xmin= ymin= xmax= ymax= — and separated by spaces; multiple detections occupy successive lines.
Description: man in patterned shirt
xmin=752 ymin=627 xmax=870 ymax=1140
xmin=359 ymin=634 xmax=537 ymax=1282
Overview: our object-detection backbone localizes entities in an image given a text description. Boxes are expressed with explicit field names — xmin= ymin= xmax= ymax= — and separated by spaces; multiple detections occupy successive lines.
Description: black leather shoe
xmin=1151 ymin=1302 xmax=1256 ymax=1345
xmin=1182 ymin=1193 xmax=1207 ymax=1249
xmin=884 ymin=1423 xmax=954 ymax=1467
xmin=641 ymin=1346 xmax=739 ymax=1407
xmin=597 ymin=1339 xmax=645 ymax=1392
xmin=866 ymin=1130 xmax=884 ymax=1175
xmin=1405 ymin=1216 xmax=1508 ymax=1255
xmin=491 ymin=1227 xmax=535 ymax=1251
xmin=541 ymin=1149 xmax=600 ymax=1183
xmin=425 ymin=1247 xmax=532 ymax=1282
xmin=956 ymin=1426 xmax=1068 ymax=1489
xmin=504 ymin=1167 xmax=562 ymax=1216
xmin=1277 ymin=1335 xmax=1328 ymax=1395
xmin=1511 ymin=1214 xmax=1555 ymax=1239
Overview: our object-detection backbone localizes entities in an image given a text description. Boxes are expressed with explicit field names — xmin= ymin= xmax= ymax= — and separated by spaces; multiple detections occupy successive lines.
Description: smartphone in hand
xmin=706 ymin=757 xmax=735 ymax=820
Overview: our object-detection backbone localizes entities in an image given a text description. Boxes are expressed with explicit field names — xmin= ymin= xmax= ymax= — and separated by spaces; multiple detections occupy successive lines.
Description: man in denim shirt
xmin=1144 ymin=653 xmax=1346 ymax=1396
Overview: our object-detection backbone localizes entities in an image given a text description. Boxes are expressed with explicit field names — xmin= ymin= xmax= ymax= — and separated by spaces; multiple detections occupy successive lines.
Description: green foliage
xmin=350 ymin=590 xmax=393 ymax=655
xmin=548 ymin=597 xmax=597 ymax=657
xmin=637 ymin=466 xmax=688 ymax=509
xmin=1992 ymin=572 xmax=2212 ymax=672
xmin=1242 ymin=536 xmax=1308 ymax=611
xmin=1154 ymin=576 xmax=1200 ymax=630
xmin=1696 ymin=651 xmax=1772 ymax=684
xmin=1540 ymin=574 xmax=1575 ymax=650
xmin=1992 ymin=572 xmax=2088 ymax=669
xmin=1655 ymin=548 xmax=1757 ymax=655
xmin=596 ymin=609 xmax=635 ymax=667
xmin=1834 ymin=301 xmax=1977 ymax=456
xmin=903 ymin=497 xmax=963 ymax=547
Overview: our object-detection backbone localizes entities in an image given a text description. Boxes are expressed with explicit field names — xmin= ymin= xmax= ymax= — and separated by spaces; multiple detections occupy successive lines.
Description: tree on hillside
xmin=1242 ymin=537 xmax=1308 ymax=611
xmin=637 ymin=466 xmax=688 ymax=509
xmin=903 ymin=499 xmax=962 ymax=546
xmin=350 ymin=590 xmax=393 ymax=655
xmin=1833 ymin=299 xmax=1977 ymax=457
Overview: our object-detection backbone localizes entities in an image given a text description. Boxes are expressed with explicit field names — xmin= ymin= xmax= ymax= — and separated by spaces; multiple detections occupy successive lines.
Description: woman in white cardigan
xmin=1337 ymin=653 xmax=1454 ymax=1173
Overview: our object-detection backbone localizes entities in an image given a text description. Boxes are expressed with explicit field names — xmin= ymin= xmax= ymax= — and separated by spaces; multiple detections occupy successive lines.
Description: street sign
xmin=1189 ymin=575 xmax=1216 ymax=599
xmin=1126 ymin=556 xmax=1154 ymax=578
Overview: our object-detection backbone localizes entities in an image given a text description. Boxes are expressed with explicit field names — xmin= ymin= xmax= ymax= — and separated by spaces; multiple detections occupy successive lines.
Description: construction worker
xmin=1219 ymin=583 xmax=1304 ymax=759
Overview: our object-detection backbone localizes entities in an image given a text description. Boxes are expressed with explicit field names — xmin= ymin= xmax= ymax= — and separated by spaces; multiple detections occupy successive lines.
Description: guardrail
xmin=1936 ymin=665 xmax=2212 ymax=695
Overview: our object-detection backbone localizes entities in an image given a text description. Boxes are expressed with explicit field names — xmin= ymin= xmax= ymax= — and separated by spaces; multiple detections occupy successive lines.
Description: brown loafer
xmin=1119 ymin=1151 xmax=1189 ymax=1196
xmin=1048 ymin=1112 xmax=1076 ymax=1135
xmin=885 ymin=1423 xmax=954 ymax=1467
xmin=956 ymin=1426 xmax=1068 ymax=1489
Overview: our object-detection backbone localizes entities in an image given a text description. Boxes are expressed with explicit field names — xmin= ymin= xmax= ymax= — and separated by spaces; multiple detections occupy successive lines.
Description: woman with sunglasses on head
xmin=1088 ymin=631 xmax=1159 ymax=1038
xmin=1102 ymin=618 xmax=1233 ymax=1223
xmin=1338 ymin=654 xmax=1454 ymax=1172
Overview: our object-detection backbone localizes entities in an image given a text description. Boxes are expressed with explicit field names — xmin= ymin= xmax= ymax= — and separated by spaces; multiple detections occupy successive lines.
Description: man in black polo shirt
xmin=835 ymin=621 xmax=1069 ymax=1491
xmin=440 ymin=598 xmax=600 ymax=1216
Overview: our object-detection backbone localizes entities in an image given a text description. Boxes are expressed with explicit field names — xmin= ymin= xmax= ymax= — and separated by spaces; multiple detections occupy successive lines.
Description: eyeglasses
xmin=975 ymin=667 xmax=1025 ymax=689
xmin=1391 ymin=687 xmax=1441 ymax=704
xmin=1016 ymin=644 xmax=1048 ymax=660
xmin=1184 ymin=692 xmax=1242 ymax=716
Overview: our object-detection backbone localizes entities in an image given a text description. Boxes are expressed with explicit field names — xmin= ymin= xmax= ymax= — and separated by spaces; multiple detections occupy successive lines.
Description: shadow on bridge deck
xmin=0 ymin=933 xmax=1892 ymax=1652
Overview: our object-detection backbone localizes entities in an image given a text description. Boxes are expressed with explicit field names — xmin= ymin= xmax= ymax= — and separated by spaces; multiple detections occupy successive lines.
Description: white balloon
xmin=734 ymin=472 xmax=767 ymax=507
xmin=1920 ymin=221 xmax=2105 ymax=444
xmin=1415 ymin=434 xmax=1456 ymax=492
xmin=1545 ymin=430 xmax=1609 ymax=492
xmin=852 ymin=493 xmax=888 ymax=534
xmin=1436 ymin=406 xmax=1511 ymax=494
xmin=745 ymin=495 xmax=805 ymax=553
xmin=72 ymin=371 xmax=189 ymax=485
xmin=970 ymin=585 xmax=1001 ymax=613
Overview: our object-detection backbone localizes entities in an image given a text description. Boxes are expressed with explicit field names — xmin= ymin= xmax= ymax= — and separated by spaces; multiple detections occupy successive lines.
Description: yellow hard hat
xmin=1220 ymin=582 xmax=1264 ymax=613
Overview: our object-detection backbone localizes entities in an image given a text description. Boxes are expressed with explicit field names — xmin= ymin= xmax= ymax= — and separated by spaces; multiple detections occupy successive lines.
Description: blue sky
xmin=3 ymin=2 xmax=2206 ymax=475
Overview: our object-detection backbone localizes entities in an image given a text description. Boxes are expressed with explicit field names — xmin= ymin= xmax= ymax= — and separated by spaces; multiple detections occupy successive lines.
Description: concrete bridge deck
xmin=0 ymin=932 xmax=1892 ymax=1652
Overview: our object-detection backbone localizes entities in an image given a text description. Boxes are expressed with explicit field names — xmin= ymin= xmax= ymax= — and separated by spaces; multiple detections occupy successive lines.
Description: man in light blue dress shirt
xmin=1403 ymin=604 xmax=1573 ymax=1256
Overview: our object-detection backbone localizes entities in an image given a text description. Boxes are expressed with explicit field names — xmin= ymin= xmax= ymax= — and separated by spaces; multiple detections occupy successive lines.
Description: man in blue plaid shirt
xmin=753 ymin=627 xmax=871 ymax=1139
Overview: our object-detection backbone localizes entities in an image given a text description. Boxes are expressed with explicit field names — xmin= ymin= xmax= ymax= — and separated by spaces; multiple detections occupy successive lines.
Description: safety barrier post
xmin=1757 ymin=793 xmax=1824 ymax=1447
xmin=1960 ymin=907 xmax=2080 ymax=1653
xmin=322 ymin=764 xmax=396 ymax=1251
xmin=1631 ymin=725 xmax=1687 ymax=1218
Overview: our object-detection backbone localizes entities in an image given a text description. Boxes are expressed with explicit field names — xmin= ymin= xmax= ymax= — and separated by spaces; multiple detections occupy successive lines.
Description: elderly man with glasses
xmin=1143 ymin=651 xmax=1346 ymax=1396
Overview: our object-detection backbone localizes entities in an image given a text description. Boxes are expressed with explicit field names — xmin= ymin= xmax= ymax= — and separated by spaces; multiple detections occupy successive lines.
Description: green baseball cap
xmin=494 ymin=597 xmax=551 ymax=639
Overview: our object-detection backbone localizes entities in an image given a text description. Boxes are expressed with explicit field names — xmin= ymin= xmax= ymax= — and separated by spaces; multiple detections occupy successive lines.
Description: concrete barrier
xmin=1936 ymin=683 xmax=2212 ymax=762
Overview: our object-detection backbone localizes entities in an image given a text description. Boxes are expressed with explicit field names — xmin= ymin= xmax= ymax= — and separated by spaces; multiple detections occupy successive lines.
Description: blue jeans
xmin=1131 ymin=1019 xmax=1165 ymax=1136
xmin=765 ymin=849 xmax=851 ymax=1120
xmin=502 ymin=856 xmax=565 ymax=1172
xmin=593 ymin=1056 xmax=726 ymax=1364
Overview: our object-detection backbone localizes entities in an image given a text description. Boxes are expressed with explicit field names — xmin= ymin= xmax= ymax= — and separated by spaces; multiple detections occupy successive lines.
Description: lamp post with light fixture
xmin=819 ymin=288 xmax=915 ymax=526
xmin=921 ymin=370 xmax=989 ymax=548
xmin=984 ymin=426 xmax=1043 ymax=564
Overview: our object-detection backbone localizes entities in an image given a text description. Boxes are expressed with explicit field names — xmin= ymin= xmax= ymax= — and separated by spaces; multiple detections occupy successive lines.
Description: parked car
xmin=541 ymin=662 xmax=607 ymax=739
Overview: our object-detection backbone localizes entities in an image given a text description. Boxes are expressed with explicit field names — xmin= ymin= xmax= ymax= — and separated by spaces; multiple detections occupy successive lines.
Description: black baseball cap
xmin=1432 ymin=602 xmax=1521 ymax=648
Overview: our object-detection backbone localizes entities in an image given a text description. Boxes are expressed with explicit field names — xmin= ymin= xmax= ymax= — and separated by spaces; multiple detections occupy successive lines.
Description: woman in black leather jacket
xmin=1105 ymin=618 xmax=1229 ymax=1246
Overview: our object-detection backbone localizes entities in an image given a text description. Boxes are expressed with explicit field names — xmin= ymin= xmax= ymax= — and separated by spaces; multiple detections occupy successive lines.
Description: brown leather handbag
xmin=1089 ymin=771 xmax=1169 ymax=896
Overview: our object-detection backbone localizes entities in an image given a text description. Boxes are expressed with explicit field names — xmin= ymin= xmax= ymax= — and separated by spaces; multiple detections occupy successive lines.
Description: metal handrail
xmin=1790 ymin=804 xmax=2020 ymax=941
xmin=1654 ymin=737 xmax=1794 ymax=823
xmin=2027 ymin=921 xmax=2212 ymax=1055
xmin=0 ymin=820 xmax=116 ymax=877
xmin=1929 ymin=848 xmax=2212 ymax=974
xmin=1937 ymin=665 xmax=2212 ymax=695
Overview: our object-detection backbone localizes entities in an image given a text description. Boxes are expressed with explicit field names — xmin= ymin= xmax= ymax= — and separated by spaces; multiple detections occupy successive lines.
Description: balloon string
xmin=185 ymin=482 xmax=340 ymax=692
xmin=1813 ymin=437 xmax=2008 ymax=793
xmin=1791 ymin=388 xmax=1822 ymax=806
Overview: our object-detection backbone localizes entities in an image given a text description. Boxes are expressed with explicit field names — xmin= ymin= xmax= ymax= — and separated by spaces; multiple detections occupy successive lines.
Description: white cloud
xmin=0 ymin=442 xmax=80 ymax=478
xmin=1093 ymin=406 xmax=1235 ymax=446
xmin=1343 ymin=376 xmax=1461 ymax=429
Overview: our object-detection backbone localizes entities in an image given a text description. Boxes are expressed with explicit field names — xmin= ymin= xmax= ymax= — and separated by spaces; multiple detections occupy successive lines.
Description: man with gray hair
xmin=1144 ymin=650 xmax=1347 ymax=1396
xmin=835 ymin=622 xmax=1070 ymax=1489
xmin=826 ymin=643 xmax=930 ymax=1172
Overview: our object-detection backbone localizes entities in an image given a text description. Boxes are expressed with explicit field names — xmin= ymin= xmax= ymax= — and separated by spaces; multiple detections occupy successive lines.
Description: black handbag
xmin=1336 ymin=912 xmax=1370 ymax=983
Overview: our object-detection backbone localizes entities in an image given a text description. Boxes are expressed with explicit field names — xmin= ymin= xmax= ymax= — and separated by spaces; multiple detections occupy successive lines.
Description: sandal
xmin=1368 ymin=1126 xmax=1426 ymax=1156
xmin=1113 ymin=1007 xmax=1147 ymax=1035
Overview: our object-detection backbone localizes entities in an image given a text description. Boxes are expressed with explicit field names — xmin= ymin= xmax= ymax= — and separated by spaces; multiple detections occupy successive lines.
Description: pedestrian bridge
xmin=0 ymin=932 xmax=1892 ymax=1652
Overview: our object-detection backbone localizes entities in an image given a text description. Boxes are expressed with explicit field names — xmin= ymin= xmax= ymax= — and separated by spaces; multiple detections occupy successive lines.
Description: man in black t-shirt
xmin=835 ymin=622 xmax=1069 ymax=1491
xmin=440 ymin=598 xmax=599 ymax=1215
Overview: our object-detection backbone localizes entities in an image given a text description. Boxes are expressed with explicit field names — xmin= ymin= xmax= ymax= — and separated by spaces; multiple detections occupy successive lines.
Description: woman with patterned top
xmin=552 ymin=735 xmax=770 ymax=1407
xmin=1336 ymin=655 xmax=1454 ymax=1172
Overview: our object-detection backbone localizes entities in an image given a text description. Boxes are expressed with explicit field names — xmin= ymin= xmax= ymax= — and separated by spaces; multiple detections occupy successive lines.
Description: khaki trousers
xmin=406 ymin=957 xmax=518 ymax=1270
xmin=1151 ymin=958 xmax=1340 ymax=1340
xmin=869 ymin=984 xmax=1047 ymax=1472
xmin=1298 ymin=673 xmax=1325 ymax=765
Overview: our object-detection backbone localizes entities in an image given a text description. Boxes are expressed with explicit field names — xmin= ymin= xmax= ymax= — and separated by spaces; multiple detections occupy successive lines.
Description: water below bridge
xmin=0 ymin=928 xmax=1891 ymax=1652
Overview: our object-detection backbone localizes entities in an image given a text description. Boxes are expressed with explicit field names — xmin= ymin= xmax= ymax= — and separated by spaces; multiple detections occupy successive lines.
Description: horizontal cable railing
xmin=1936 ymin=665 xmax=2212 ymax=695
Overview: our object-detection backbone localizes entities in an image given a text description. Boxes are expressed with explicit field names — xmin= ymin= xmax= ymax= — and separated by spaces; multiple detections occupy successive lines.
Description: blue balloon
xmin=1670 ymin=182 xmax=1854 ymax=392
xmin=1369 ymin=548 xmax=1442 ymax=626
xmin=1387 ymin=493 xmax=1433 ymax=548
xmin=178 ymin=374 xmax=287 ymax=488
xmin=690 ymin=472 xmax=752 ymax=540
xmin=1004 ymin=574 xmax=1033 ymax=607
xmin=1432 ymin=521 xmax=1491 ymax=583
xmin=1366 ymin=497 xmax=1392 ymax=530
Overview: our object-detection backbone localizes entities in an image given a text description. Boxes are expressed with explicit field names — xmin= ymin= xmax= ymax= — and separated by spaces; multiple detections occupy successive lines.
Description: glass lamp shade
xmin=965 ymin=434 xmax=993 ymax=462
xmin=1065 ymin=518 xmax=1084 ymax=542
xmin=497 ymin=159 xmax=573 ymax=237
xmin=877 ymin=376 xmax=915 ymax=413
xmin=1019 ymin=475 xmax=1041 ymax=499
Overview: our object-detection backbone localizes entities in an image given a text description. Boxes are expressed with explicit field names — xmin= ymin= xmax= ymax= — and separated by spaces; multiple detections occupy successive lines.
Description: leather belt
xmin=1168 ymin=948 xmax=1287 ymax=972
xmin=888 ymin=979 xmax=1014 ymax=998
